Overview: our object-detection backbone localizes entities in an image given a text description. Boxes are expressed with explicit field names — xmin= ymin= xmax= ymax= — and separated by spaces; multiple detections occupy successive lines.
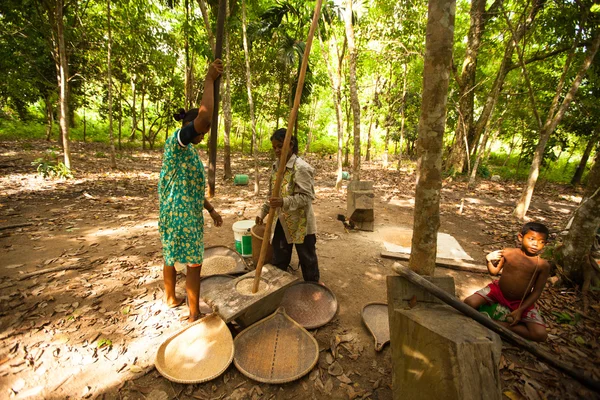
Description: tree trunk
xmin=445 ymin=0 xmax=487 ymax=173
xmin=50 ymin=0 xmax=71 ymax=168
xmin=572 ymin=129 xmax=600 ymax=185
xmin=118 ymin=82 xmax=123 ymax=150
xmin=196 ymin=0 xmax=216 ymax=55
xmin=305 ymin=97 xmax=318 ymax=153
xmin=107 ymin=0 xmax=117 ymax=169
xmin=409 ymin=0 xmax=456 ymax=276
xmin=318 ymin=28 xmax=345 ymax=190
xmin=559 ymin=154 xmax=600 ymax=285
xmin=141 ymin=87 xmax=146 ymax=150
xmin=344 ymin=100 xmax=351 ymax=167
xmin=207 ymin=0 xmax=226 ymax=198
xmin=471 ymin=0 xmax=543 ymax=155
xmin=365 ymin=112 xmax=373 ymax=162
xmin=345 ymin=0 xmax=361 ymax=181
xmin=514 ymin=31 xmax=600 ymax=219
xmin=223 ymin=12 xmax=233 ymax=181
xmin=242 ymin=0 xmax=260 ymax=196
xmin=397 ymin=62 xmax=408 ymax=169
xmin=365 ymin=78 xmax=379 ymax=163
xmin=45 ymin=93 xmax=54 ymax=141
xmin=130 ymin=75 xmax=137 ymax=141
xmin=503 ymin=132 xmax=518 ymax=166
xmin=184 ymin=0 xmax=194 ymax=110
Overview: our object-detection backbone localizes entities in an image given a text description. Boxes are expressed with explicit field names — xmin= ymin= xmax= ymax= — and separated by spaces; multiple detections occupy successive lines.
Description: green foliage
xmin=0 ymin=119 xmax=48 ymax=140
xmin=31 ymin=147 xmax=73 ymax=179
xmin=96 ymin=338 xmax=112 ymax=349
xmin=551 ymin=311 xmax=581 ymax=326
xmin=476 ymin=164 xmax=491 ymax=179
xmin=308 ymin=137 xmax=337 ymax=156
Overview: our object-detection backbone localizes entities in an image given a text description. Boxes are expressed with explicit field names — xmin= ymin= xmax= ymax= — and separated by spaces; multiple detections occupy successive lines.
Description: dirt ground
xmin=1 ymin=140 xmax=599 ymax=400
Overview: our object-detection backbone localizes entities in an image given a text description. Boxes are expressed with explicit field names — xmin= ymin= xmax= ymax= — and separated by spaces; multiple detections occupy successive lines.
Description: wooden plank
xmin=381 ymin=251 xmax=488 ymax=274
xmin=202 ymin=264 xmax=298 ymax=324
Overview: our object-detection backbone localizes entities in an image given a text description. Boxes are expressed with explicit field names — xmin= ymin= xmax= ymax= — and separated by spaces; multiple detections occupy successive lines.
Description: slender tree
xmin=43 ymin=0 xmax=71 ymax=168
xmin=409 ymin=0 xmax=456 ymax=276
xmin=107 ymin=0 xmax=117 ymax=169
xmin=318 ymin=13 xmax=346 ymax=190
xmin=572 ymin=128 xmax=600 ymax=185
xmin=445 ymin=0 xmax=501 ymax=173
xmin=207 ymin=0 xmax=226 ymax=198
xmin=222 ymin=3 xmax=233 ymax=180
xmin=345 ymin=0 xmax=361 ymax=181
xmin=558 ymin=153 xmax=600 ymax=286
xmin=241 ymin=0 xmax=260 ymax=195
xmin=514 ymin=31 xmax=600 ymax=219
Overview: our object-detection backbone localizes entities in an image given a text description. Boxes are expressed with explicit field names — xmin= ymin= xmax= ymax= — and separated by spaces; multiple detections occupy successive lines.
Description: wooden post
xmin=392 ymin=263 xmax=600 ymax=393
xmin=207 ymin=0 xmax=227 ymax=198
xmin=252 ymin=0 xmax=323 ymax=293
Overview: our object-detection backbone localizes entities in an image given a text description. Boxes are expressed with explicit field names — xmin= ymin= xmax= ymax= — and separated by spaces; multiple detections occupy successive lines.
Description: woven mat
xmin=233 ymin=307 xmax=318 ymax=384
xmin=155 ymin=314 xmax=234 ymax=383
xmin=279 ymin=282 xmax=338 ymax=329
xmin=361 ymin=302 xmax=390 ymax=351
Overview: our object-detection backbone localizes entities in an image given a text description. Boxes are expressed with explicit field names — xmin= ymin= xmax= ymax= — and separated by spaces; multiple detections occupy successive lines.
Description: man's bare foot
xmin=165 ymin=296 xmax=185 ymax=308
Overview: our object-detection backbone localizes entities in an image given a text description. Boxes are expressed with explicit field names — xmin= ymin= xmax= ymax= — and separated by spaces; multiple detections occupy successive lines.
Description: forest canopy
xmin=0 ymin=0 xmax=598 ymax=186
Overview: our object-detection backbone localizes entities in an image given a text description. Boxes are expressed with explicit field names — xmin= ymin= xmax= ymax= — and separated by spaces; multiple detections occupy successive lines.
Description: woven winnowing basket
xmin=155 ymin=313 xmax=234 ymax=384
xmin=279 ymin=282 xmax=338 ymax=329
xmin=361 ymin=302 xmax=390 ymax=352
xmin=202 ymin=245 xmax=249 ymax=276
xmin=233 ymin=307 xmax=319 ymax=384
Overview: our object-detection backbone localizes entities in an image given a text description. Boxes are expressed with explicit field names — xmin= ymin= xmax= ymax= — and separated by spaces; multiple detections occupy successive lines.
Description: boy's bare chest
xmin=502 ymin=249 xmax=539 ymax=275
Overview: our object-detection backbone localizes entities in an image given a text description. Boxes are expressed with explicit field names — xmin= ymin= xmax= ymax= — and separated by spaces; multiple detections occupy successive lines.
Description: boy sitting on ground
xmin=464 ymin=222 xmax=550 ymax=342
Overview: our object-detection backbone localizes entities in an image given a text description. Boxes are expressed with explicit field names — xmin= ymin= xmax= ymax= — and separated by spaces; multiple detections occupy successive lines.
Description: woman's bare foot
xmin=187 ymin=313 xmax=204 ymax=323
xmin=165 ymin=296 xmax=185 ymax=308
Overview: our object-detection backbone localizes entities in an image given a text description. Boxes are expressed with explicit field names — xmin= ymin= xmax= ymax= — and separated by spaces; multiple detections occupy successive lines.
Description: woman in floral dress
xmin=159 ymin=60 xmax=223 ymax=322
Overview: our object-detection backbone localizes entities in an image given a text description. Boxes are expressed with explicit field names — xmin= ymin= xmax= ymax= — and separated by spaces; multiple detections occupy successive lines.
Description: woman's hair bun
xmin=173 ymin=108 xmax=186 ymax=121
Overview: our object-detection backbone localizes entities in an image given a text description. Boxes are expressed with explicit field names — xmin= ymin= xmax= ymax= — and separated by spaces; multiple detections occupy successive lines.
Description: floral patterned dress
xmin=158 ymin=129 xmax=205 ymax=266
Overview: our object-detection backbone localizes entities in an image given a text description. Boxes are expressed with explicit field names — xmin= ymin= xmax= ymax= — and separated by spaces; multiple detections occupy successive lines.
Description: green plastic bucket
xmin=342 ymin=171 xmax=350 ymax=180
xmin=234 ymin=174 xmax=249 ymax=185
xmin=233 ymin=220 xmax=254 ymax=257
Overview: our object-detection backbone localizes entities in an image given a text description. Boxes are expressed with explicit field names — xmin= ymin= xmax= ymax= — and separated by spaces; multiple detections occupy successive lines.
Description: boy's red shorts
xmin=475 ymin=280 xmax=545 ymax=326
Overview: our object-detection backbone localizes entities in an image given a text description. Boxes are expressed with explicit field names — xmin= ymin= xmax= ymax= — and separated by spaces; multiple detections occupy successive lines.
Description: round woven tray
xmin=155 ymin=313 xmax=234 ymax=383
xmin=279 ymin=282 xmax=338 ymax=329
xmin=233 ymin=307 xmax=319 ymax=384
xmin=361 ymin=302 xmax=390 ymax=352
xmin=202 ymin=246 xmax=248 ymax=276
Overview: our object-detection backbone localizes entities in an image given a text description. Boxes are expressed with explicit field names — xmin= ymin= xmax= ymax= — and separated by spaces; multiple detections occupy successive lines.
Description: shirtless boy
xmin=464 ymin=222 xmax=550 ymax=342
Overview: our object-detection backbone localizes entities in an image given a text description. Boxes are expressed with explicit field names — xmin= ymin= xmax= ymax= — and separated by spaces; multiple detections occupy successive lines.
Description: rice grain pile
xmin=202 ymin=256 xmax=236 ymax=275
xmin=236 ymin=278 xmax=269 ymax=296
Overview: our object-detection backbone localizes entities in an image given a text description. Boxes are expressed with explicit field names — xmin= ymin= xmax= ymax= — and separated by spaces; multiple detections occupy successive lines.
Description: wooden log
xmin=0 ymin=222 xmax=34 ymax=231
xmin=392 ymin=263 xmax=600 ymax=393
xmin=18 ymin=264 xmax=92 ymax=280
xmin=252 ymin=0 xmax=323 ymax=293
xmin=381 ymin=251 xmax=488 ymax=274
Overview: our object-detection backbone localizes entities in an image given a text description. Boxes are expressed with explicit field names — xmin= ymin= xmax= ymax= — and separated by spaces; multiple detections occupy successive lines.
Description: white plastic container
xmin=232 ymin=220 xmax=254 ymax=258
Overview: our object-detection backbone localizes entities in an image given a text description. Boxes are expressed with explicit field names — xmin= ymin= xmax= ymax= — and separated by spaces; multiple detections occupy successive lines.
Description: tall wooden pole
xmin=252 ymin=0 xmax=324 ymax=293
xmin=207 ymin=0 xmax=227 ymax=198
